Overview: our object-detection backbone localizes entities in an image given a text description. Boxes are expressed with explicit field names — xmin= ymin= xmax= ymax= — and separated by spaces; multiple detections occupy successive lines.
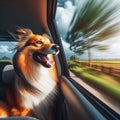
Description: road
xmin=70 ymin=72 xmax=120 ymax=114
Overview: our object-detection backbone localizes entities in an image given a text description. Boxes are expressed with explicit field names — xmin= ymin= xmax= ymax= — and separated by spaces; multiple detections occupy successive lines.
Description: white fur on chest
xmin=17 ymin=66 xmax=56 ymax=109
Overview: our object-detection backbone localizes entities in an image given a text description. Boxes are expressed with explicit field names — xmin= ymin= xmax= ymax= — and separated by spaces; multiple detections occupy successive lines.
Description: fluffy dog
xmin=0 ymin=27 xmax=59 ymax=119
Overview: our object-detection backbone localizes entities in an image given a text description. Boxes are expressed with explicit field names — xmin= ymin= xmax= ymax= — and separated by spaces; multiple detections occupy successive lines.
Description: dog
xmin=0 ymin=27 xmax=59 ymax=119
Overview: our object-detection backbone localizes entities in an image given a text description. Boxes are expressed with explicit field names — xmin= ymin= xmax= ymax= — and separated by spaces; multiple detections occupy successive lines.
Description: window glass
xmin=55 ymin=0 xmax=120 ymax=114
xmin=0 ymin=41 xmax=17 ymax=61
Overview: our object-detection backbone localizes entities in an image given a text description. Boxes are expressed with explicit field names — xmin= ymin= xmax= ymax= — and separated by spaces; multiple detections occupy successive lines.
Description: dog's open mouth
xmin=33 ymin=52 xmax=55 ymax=68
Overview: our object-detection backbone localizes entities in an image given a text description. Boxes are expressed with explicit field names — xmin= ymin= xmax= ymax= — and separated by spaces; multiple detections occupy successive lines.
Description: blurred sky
xmin=55 ymin=0 xmax=120 ymax=59
xmin=0 ymin=42 xmax=16 ymax=59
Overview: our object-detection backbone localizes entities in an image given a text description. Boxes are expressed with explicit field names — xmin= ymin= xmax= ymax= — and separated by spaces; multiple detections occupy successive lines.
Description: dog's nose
xmin=51 ymin=45 xmax=60 ymax=53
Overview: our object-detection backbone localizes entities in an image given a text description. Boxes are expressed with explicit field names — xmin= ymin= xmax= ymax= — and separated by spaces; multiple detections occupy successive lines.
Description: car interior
xmin=0 ymin=0 xmax=120 ymax=120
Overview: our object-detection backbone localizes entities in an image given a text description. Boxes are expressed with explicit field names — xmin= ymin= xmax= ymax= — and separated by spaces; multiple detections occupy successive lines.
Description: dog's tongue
xmin=42 ymin=56 xmax=55 ymax=66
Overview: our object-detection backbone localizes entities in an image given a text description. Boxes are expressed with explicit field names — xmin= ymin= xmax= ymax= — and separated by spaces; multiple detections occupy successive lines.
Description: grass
xmin=75 ymin=59 xmax=120 ymax=69
xmin=68 ymin=60 xmax=120 ymax=100
xmin=0 ymin=59 xmax=12 ymax=62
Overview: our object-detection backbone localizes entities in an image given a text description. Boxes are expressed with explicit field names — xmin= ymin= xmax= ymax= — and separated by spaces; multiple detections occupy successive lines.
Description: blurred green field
xmin=68 ymin=60 xmax=120 ymax=100
xmin=77 ymin=59 xmax=120 ymax=68
xmin=78 ymin=59 xmax=120 ymax=63
xmin=0 ymin=59 xmax=12 ymax=62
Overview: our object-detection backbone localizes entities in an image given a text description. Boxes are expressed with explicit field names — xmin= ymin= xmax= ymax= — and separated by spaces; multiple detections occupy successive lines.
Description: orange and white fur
xmin=0 ymin=27 xmax=59 ymax=119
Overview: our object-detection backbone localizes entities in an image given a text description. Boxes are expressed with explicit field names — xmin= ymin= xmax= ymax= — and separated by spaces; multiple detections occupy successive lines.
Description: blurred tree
xmin=1 ymin=56 xmax=10 ymax=60
xmin=70 ymin=55 xmax=77 ymax=61
xmin=66 ymin=0 xmax=120 ymax=65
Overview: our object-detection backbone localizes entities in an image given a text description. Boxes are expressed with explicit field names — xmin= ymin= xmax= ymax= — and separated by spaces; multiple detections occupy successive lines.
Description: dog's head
xmin=9 ymin=27 xmax=59 ymax=68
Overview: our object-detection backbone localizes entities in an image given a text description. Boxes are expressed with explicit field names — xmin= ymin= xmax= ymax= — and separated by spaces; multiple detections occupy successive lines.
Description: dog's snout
xmin=51 ymin=45 xmax=60 ymax=52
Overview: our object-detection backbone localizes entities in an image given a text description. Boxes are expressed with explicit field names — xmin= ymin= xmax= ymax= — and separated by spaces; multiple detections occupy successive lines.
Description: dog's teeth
xmin=38 ymin=56 xmax=42 ymax=60
xmin=47 ymin=61 xmax=55 ymax=66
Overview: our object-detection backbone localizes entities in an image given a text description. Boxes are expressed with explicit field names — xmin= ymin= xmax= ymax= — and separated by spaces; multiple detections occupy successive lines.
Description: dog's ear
xmin=9 ymin=26 xmax=33 ymax=42
xmin=8 ymin=26 xmax=33 ymax=50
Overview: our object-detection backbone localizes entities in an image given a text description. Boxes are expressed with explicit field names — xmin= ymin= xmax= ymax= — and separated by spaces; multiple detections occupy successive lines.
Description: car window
xmin=0 ymin=41 xmax=17 ymax=62
xmin=55 ymin=0 xmax=120 ymax=114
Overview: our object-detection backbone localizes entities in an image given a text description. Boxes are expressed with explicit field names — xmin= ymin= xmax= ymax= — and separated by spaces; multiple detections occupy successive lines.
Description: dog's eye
xmin=36 ymin=41 xmax=43 ymax=45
